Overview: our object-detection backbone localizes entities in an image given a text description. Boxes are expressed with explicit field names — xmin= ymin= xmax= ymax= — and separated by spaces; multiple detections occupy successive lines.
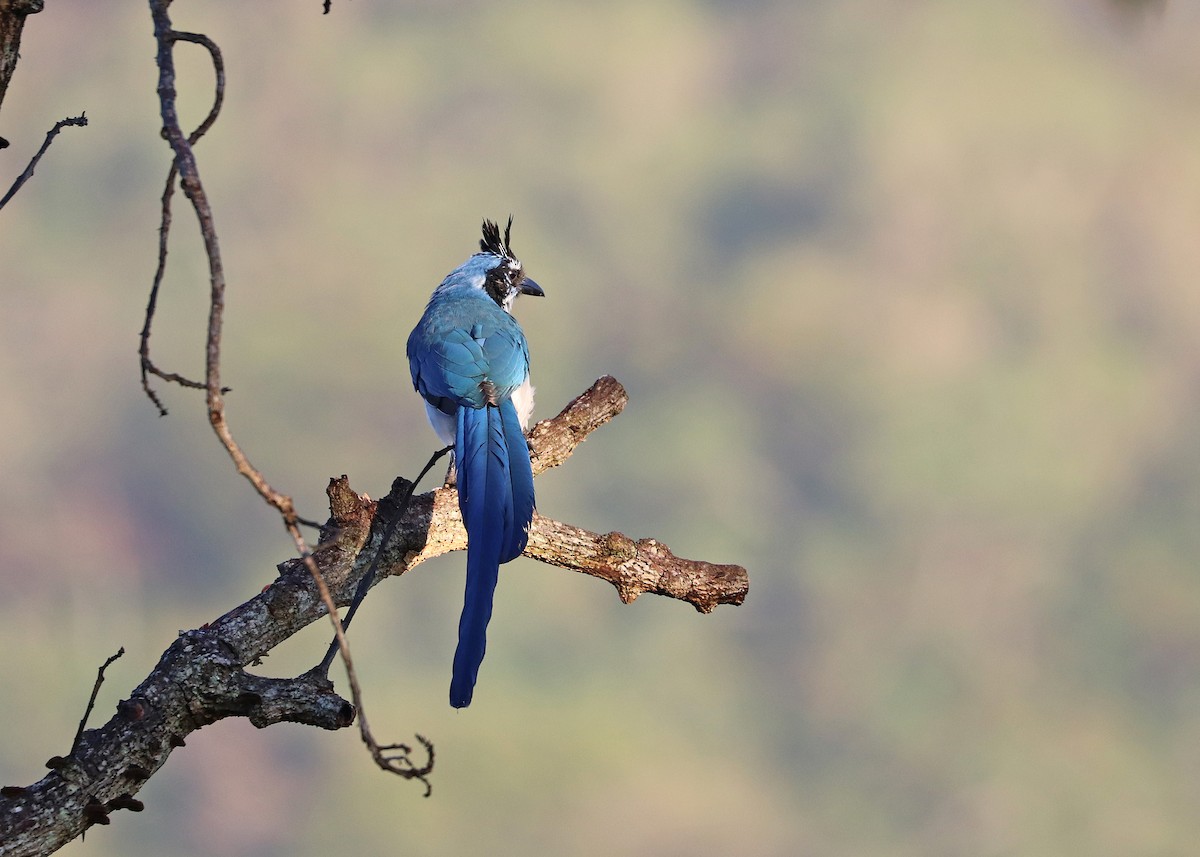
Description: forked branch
xmin=0 ymin=376 xmax=747 ymax=857
xmin=313 ymin=376 xmax=748 ymax=614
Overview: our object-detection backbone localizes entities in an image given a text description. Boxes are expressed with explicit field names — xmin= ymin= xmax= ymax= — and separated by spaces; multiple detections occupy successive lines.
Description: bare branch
xmin=0 ymin=376 xmax=746 ymax=855
xmin=0 ymin=629 xmax=354 ymax=856
xmin=527 ymin=374 xmax=629 ymax=473
xmin=70 ymin=648 xmax=125 ymax=756
xmin=291 ymin=377 xmax=750 ymax=615
xmin=139 ymin=31 xmax=226 ymax=415
xmin=0 ymin=113 xmax=87 ymax=210
xmin=146 ymin=3 xmax=297 ymax=521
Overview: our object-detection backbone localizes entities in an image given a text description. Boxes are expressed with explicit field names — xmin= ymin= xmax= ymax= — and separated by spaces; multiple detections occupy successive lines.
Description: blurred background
xmin=2 ymin=1 xmax=1199 ymax=854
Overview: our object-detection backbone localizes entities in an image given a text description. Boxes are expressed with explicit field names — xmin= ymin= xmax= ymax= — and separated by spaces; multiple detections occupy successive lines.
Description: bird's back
xmin=408 ymin=286 xmax=531 ymax=412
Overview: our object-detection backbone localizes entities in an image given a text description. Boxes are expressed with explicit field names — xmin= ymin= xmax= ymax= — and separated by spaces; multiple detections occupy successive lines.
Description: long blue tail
xmin=450 ymin=399 xmax=535 ymax=708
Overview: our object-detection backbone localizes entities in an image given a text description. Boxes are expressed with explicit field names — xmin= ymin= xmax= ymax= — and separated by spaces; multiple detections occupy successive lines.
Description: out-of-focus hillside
xmin=2 ymin=1 xmax=1199 ymax=855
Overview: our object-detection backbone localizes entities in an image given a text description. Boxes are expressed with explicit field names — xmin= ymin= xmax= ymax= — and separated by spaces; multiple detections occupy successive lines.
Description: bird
xmin=407 ymin=217 xmax=544 ymax=708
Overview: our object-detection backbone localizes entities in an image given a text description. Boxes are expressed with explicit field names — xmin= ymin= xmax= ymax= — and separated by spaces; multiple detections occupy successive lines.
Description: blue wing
xmin=407 ymin=293 xmax=531 ymax=413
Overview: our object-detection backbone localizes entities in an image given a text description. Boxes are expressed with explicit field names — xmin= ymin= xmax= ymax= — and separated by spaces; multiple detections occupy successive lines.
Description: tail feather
xmin=450 ymin=400 xmax=534 ymax=708
xmin=499 ymin=399 xmax=535 ymax=562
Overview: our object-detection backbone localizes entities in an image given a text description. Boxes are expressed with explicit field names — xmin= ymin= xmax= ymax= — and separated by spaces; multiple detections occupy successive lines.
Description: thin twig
xmin=0 ymin=113 xmax=87 ymax=211
xmin=306 ymin=444 xmax=451 ymax=794
xmin=295 ymin=529 xmax=435 ymax=792
xmin=139 ymin=30 xmax=225 ymax=415
xmin=146 ymin=2 xmax=428 ymax=788
xmin=70 ymin=647 xmax=124 ymax=755
xmin=317 ymin=445 xmax=451 ymax=676
xmin=149 ymin=4 xmax=300 ymax=526
xmin=142 ymin=15 xmax=454 ymax=795
xmin=170 ymin=32 xmax=225 ymax=142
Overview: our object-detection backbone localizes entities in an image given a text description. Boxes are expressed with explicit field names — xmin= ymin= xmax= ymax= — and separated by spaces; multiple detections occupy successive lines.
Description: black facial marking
xmin=479 ymin=216 xmax=526 ymax=307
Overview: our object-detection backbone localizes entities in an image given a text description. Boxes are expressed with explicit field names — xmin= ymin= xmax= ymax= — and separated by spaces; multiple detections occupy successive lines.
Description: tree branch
xmin=0 ymin=113 xmax=87 ymax=211
xmin=276 ymin=377 xmax=746 ymax=624
xmin=342 ymin=376 xmax=748 ymax=613
xmin=139 ymin=28 xmax=226 ymax=415
xmin=0 ymin=376 xmax=748 ymax=856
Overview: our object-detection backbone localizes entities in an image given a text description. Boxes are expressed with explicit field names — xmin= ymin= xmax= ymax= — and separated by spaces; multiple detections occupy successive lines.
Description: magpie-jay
xmin=407 ymin=218 xmax=544 ymax=708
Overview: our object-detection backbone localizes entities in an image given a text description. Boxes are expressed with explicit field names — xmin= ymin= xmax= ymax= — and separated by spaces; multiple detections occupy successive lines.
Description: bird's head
xmin=475 ymin=217 xmax=544 ymax=312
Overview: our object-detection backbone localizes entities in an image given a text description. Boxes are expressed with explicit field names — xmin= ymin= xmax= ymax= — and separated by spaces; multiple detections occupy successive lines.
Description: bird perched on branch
xmin=407 ymin=218 xmax=544 ymax=708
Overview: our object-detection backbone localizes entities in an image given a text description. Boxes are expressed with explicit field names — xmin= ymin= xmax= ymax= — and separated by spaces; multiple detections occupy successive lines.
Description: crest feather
xmin=480 ymin=216 xmax=516 ymax=259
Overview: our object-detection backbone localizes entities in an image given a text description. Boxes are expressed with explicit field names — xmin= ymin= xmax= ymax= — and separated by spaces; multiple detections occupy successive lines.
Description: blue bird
xmin=407 ymin=218 xmax=544 ymax=708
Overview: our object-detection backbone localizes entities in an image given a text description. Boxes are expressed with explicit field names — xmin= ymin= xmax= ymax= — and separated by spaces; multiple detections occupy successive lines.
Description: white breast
xmin=510 ymin=376 xmax=535 ymax=429
xmin=424 ymin=402 xmax=458 ymax=447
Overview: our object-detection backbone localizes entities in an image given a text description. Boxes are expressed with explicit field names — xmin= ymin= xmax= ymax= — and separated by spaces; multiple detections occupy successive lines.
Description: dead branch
xmin=147 ymin=4 xmax=290 ymax=520
xmin=139 ymin=29 xmax=226 ymax=415
xmin=0 ymin=113 xmax=86 ymax=210
xmin=0 ymin=375 xmax=748 ymax=856
xmin=276 ymin=377 xmax=746 ymax=629
xmin=331 ymin=376 xmax=748 ymax=613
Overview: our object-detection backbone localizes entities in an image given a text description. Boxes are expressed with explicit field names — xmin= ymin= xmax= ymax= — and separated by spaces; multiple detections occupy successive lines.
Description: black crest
xmin=480 ymin=216 xmax=516 ymax=261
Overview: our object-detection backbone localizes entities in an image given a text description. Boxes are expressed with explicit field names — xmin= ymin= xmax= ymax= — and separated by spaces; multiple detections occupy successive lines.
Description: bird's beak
xmin=520 ymin=277 xmax=545 ymax=297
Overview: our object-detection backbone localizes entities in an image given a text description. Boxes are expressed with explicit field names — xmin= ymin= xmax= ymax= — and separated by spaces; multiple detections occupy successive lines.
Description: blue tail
xmin=450 ymin=399 xmax=535 ymax=708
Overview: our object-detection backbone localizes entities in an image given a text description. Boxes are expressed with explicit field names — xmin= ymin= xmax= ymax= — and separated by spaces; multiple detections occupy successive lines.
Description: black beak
xmin=520 ymin=277 xmax=545 ymax=297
